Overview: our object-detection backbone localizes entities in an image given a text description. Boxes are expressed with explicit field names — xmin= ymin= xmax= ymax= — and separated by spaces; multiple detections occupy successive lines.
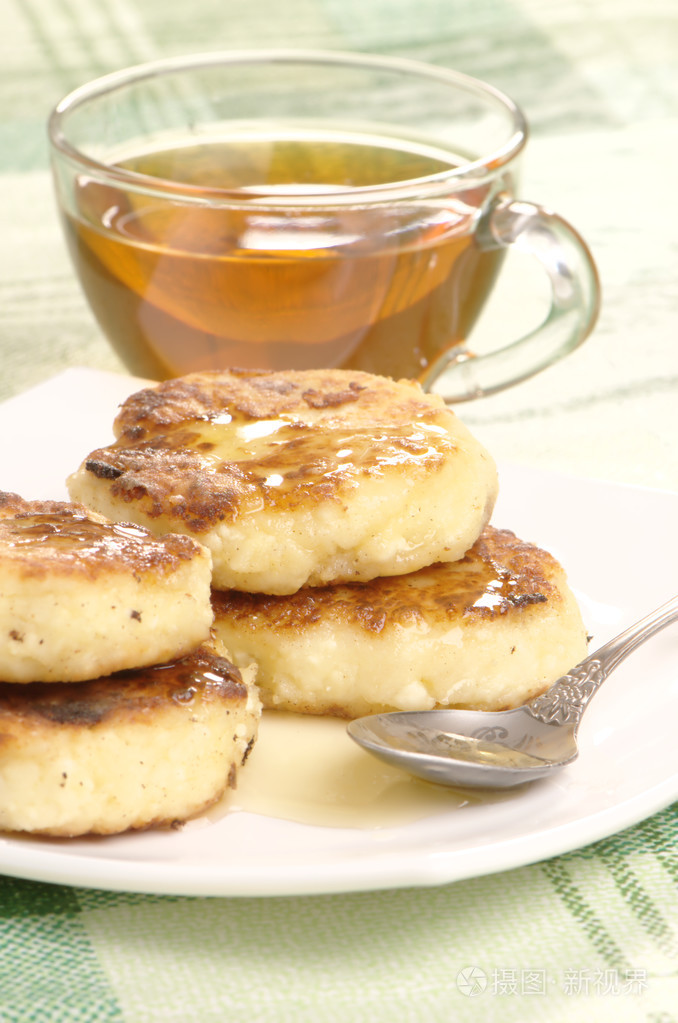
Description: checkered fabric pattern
xmin=1 ymin=806 xmax=677 ymax=1021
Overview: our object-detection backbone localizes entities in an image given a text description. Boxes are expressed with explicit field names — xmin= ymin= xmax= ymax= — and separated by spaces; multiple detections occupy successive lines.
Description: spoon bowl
xmin=347 ymin=594 xmax=678 ymax=789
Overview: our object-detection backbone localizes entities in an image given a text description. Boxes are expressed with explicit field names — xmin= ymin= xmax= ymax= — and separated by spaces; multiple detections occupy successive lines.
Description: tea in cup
xmin=49 ymin=50 xmax=599 ymax=401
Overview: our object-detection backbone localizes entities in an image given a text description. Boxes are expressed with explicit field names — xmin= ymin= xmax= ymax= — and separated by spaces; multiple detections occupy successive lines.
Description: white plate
xmin=0 ymin=368 xmax=676 ymax=897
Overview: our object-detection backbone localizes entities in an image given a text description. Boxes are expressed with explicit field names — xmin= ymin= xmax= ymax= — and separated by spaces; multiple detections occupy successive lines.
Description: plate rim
xmin=0 ymin=773 xmax=676 ymax=897
xmin=0 ymin=368 xmax=676 ymax=898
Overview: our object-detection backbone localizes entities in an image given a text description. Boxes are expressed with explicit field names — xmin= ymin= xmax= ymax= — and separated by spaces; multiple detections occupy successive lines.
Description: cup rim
xmin=48 ymin=48 xmax=528 ymax=206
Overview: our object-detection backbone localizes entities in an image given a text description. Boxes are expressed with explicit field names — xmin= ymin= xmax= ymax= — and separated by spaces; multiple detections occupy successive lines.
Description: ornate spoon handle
xmin=527 ymin=594 xmax=678 ymax=726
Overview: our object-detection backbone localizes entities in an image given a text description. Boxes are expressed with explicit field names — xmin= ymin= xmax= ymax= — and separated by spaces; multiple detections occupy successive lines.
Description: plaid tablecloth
xmin=3 ymin=807 xmax=678 ymax=1022
xmin=1 ymin=0 xmax=677 ymax=1019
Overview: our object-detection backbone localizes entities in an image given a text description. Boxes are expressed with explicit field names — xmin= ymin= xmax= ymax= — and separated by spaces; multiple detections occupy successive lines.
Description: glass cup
xmin=48 ymin=49 xmax=600 ymax=402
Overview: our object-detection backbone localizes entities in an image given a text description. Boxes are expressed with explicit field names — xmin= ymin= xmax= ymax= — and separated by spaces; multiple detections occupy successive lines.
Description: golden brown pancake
xmin=67 ymin=369 xmax=498 ymax=594
xmin=0 ymin=491 xmax=213 ymax=683
xmin=212 ymin=526 xmax=589 ymax=718
xmin=0 ymin=641 xmax=261 ymax=836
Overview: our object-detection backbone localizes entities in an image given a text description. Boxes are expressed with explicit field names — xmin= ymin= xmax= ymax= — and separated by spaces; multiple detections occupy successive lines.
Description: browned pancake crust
xmin=0 ymin=645 xmax=247 ymax=735
xmin=77 ymin=369 xmax=459 ymax=529
xmin=211 ymin=527 xmax=559 ymax=632
xmin=0 ymin=491 xmax=202 ymax=579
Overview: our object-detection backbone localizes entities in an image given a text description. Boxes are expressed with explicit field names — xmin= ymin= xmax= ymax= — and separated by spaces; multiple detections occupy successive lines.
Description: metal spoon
xmin=347 ymin=594 xmax=678 ymax=789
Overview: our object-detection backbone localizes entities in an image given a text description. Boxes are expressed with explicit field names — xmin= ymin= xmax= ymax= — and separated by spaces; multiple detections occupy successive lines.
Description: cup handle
xmin=423 ymin=197 xmax=601 ymax=403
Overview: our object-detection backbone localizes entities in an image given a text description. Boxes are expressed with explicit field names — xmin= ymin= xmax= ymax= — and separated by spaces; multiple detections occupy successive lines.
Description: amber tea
xmin=51 ymin=52 xmax=600 ymax=399
xmin=62 ymin=130 xmax=504 ymax=381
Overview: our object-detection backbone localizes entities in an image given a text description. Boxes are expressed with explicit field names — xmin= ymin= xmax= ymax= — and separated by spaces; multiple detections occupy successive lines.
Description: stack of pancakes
xmin=0 ymin=367 xmax=588 ymax=836
xmin=0 ymin=492 xmax=260 ymax=836
xmin=68 ymin=368 xmax=588 ymax=722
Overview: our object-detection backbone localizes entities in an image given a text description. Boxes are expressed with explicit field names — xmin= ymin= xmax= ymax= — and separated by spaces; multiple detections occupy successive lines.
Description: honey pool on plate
xmin=63 ymin=129 xmax=504 ymax=380
xmin=204 ymin=711 xmax=498 ymax=830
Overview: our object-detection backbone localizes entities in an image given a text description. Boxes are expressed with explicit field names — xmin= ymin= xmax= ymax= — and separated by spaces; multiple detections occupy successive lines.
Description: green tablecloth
xmin=3 ymin=807 xmax=677 ymax=1021
xmin=1 ymin=0 xmax=677 ymax=1018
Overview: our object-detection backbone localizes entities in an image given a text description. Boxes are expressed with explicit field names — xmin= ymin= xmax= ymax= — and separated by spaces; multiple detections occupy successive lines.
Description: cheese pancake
xmin=67 ymin=369 xmax=498 ymax=594
xmin=0 ymin=492 xmax=213 ymax=683
xmin=0 ymin=642 xmax=260 ymax=836
xmin=212 ymin=526 xmax=589 ymax=718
